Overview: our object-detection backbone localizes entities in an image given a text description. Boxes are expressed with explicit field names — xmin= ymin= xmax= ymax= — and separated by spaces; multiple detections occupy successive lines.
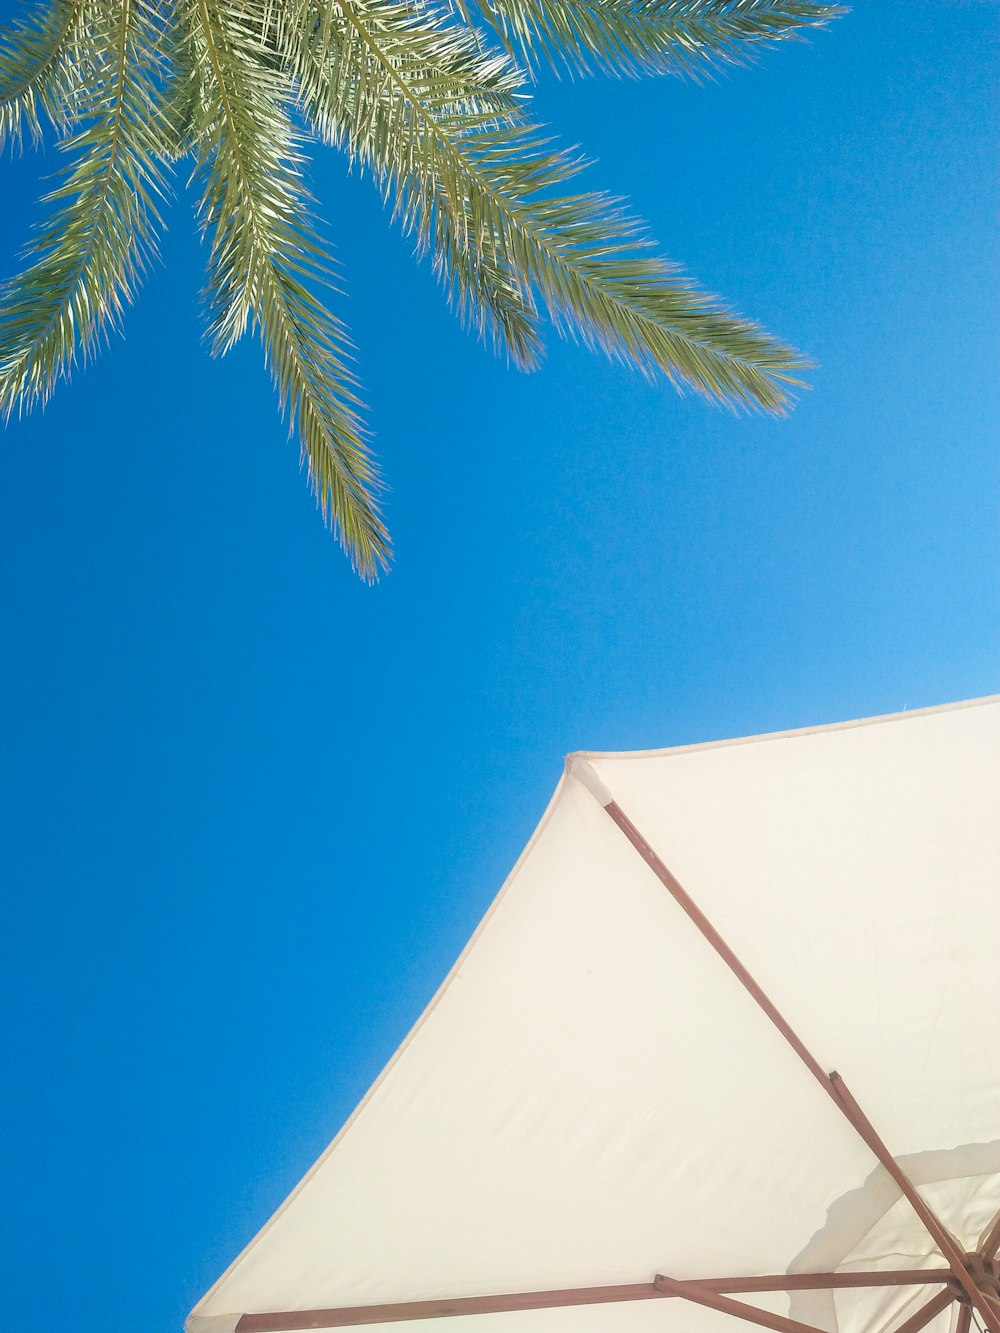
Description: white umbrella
xmin=188 ymin=696 xmax=1000 ymax=1333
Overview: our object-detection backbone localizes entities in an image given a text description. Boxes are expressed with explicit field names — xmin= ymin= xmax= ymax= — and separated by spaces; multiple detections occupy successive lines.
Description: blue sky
xmin=0 ymin=3 xmax=997 ymax=1329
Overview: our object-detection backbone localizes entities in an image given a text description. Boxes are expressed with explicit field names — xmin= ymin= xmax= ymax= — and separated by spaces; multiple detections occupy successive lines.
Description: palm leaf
xmin=471 ymin=0 xmax=846 ymax=79
xmin=183 ymin=0 xmax=389 ymax=577
xmin=284 ymin=0 xmax=544 ymax=368
xmin=0 ymin=0 xmax=168 ymax=415
xmin=0 ymin=0 xmax=844 ymax=573
xmin=0 ymin=0 xmax=98 ymax=149
xmin=289 ymin=0 xmax=807 ymax=411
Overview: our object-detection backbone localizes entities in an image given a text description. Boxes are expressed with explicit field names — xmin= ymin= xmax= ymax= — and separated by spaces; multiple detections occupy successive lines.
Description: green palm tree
xmin=0 ymin=0 xmax=840 ymax=576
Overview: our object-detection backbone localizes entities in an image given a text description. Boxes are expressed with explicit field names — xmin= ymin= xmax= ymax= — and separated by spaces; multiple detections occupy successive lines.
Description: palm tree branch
xmin=470 ymin=0 xmax=846 ymax=79
xmin=0 ymin=0 xmax=166 ymax=415
xmin=188 ymin=0 xmax=389 ymax=577
xmin=285 ymin=0 xmax=544 ymax=368
xmin=0 ymin=0 xmax=94 ymax=148
xmin=302 ymin=0 xmax=806 ymax=410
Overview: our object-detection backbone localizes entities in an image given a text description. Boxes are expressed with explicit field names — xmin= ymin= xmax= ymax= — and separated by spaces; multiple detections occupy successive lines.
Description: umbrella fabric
xmin=188 ymin=697 xmax=1000 ymax=1333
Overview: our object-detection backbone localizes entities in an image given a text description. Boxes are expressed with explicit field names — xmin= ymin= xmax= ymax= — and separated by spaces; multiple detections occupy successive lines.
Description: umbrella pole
xmin=572 ymin=762 xmax=1000 ymax=1333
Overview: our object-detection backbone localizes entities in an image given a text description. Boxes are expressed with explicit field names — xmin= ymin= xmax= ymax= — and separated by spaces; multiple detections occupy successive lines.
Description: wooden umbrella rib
xmin=600 ymin=799 xmax=830 ymax=1089
xmin=652 ymin=1274 xmax=826 ymax=1332
xmin=704 ymin=1269 xmax=952 ymax=1293
xmin=234 ymin=1270 xmax=955 ymax=1330
xmin=590 ymin=785 xmax=1000 ymax=1333
xmin=967 ymin=1253 xmax=1000 ymax=1295
xmin=235 ymin=1280 xmax=825 ymax=1333
xmin=825 ymin=1072 xmax=999 ymax=1331
xmin=956 ymin=1304 xmax=973 ymax=1333
xmin=234 ymin=1283 xmax=662 ymax=1330
xmin=981 ymin=1209 xmax=1000 ymax=1261
xmin=891 ymin=1289 xmax=957 ymax=1333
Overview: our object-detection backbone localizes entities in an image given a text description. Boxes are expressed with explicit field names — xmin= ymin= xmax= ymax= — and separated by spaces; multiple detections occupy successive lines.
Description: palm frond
xmin=290 ymin=0 xmax=807 ymax=411
xmin=284 ymin=0 xmax=544 ymax=368
xmin=0 ymin=0 xmax=96 ymax=149
xmin=477 ymin=129 xmax=808 ymax=410
xmin=471 ymin=0 xmax=845 ymax=79
xmin=159 ymin=8 xmax=201 ymax=159
xmin=0 ymin=0 xmax=841 ymax=573
xmin=184 ymin=0 xmax=390 ymax=578
xmin=0 ymin=0 xmax=169 ymax=415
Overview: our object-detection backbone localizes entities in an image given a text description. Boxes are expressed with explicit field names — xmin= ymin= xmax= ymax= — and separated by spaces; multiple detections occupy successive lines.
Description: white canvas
xmin=189 ymin=697 xmax=1000 ymax=1333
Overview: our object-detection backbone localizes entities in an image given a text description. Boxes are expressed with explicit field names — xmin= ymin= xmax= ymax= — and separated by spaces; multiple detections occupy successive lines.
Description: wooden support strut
xmin=981 ymin=1210 xmax=1000 ymax=1262
xmin=577 ymin=764 xmax=1000 ymax=1333
xmin=967 ymin=1253 xmax=1000 ymax=1306
xmin=233 ymin=1271 xmax=954 ymax=1331
xmin=234 ymin=1285 xmax=663 ymax=1331
xmin=891 ymin=1289 xmax=958 ymax=1333
xmin=823 ymin=1072 xmax=996 ymax=1328
xmin=651 ymin=1274 xmax=826 ymax=1333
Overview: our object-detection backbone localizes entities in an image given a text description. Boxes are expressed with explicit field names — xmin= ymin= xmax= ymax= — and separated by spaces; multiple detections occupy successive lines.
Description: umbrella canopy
xmin=188 ymin=697 xmax=1000 ymax=1333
